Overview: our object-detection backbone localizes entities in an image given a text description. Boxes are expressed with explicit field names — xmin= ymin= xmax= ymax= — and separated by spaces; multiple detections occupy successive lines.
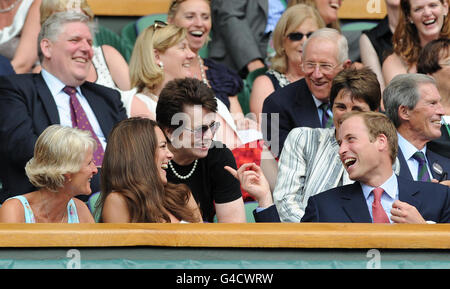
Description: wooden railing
xmin=0 ymin=223 xmax=448 ymax=249
xmin=86 ymin=0 xmax=387 ymax=19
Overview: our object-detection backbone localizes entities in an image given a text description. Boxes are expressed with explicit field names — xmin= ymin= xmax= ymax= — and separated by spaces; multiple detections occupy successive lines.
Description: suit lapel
xmin=257 ymin=0 xmax=268 ymax=15
xmin=397 ymin=148 xmax=414 ymax=180
xmin=80 ymin=83 xmax=109 ymax=137
xmin=295 ymin=79 xmax=321 ymax=128
xmin=340 ymin=183 xmax=373 ymax=223
xmin=397 ymin=176 xmax=422 ymax=209
xmin=36 ymin=74 xmax=59 ymax=124
xmin=426 ymin=150 xmax=448 ymax=180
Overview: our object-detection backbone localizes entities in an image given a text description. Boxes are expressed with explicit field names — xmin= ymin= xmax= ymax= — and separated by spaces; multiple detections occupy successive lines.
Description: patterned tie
xmin=411 ymin=151 xmax=431 ymax=182
xmin=320 ymin=103 xmax=333 ymax=128
xmin=371 ymin=187 xmax=390 ymax=223
xmin=63 ymin=86 xmax=104 ymax=166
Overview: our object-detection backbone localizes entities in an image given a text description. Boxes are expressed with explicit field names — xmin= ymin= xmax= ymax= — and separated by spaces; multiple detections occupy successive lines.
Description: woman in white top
xmin=127 ymin=22 xmax=194 ymax=120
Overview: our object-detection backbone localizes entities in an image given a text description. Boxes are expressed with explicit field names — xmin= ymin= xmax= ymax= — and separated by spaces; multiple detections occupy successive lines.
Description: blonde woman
xmin=250 ymin=4 xmax=325 ymax=125
xmin=126 ymin=22 xmax=195 ymax=119
xmin=0 ymin=125 xmax=96 ymax=223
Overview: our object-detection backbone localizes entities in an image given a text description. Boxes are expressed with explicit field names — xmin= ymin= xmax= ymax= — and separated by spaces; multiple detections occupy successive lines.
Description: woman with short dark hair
xmin=156 ymin=78 xmax=246 ymax=223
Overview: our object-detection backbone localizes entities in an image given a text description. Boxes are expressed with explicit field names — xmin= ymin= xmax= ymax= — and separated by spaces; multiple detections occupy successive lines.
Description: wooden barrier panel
xmin=0 ymin=223 xmax=448 ymax=249
xmin=87 ymin=0 xmax=170 ymax=16
xmin=86 ymin=0 xmax=387 ymax=19
xmin=339 ymin=0 xmax=387 ymax=19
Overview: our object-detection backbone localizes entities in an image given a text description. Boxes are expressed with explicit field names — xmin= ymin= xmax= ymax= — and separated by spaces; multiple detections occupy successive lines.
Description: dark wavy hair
xmin=97 ymin=117 xmax=200 ymax=223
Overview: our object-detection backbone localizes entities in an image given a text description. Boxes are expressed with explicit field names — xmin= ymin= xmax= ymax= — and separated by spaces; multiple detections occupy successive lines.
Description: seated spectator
xmin=383 ymin=73 xmax=450 ymax=185
xmin=156 ymin=78 xmax=246 ymax=223
xmin=272 ymin=67 xmax=384 ymax=222
xmin=208 ymin=0 xmax=287 ymax=78
xmin=382 ymin=0 xmax=449 ymax=85
xmin=167 ymin=0 xmax=246 ymax=123
xmin=289 ymin=0 xmax=363 ymax=64
xmin=417 ymin=38 xmax=450 ymax=158
xmin=250 ymin=4 xmax=325 ymax=126
xmin=360 ymin=0 xmax=400 ymax=92
xmin=98 ymin=117 xmax=202 ymax=223
xmin=0 ymin=125 xmax=96 ymax=223
xmin=230 ymin=112 xmax=450 ymax=223
xmin=0 ymin=0 xmax=41 ymax=73
xmin=262 ymin=27 xmax=351 ymax=157
xmin=0 ymin=12 xmax=127 ymax=203
xmin=127 ymin=22 xmax=194 ymax=120
xmin=38 ymin=0 xmax=131 ymax=91
xmin=288 ymin=0 xmax=341 ymax=30
xmin=0 ymin=55 xmax=15 ymax=76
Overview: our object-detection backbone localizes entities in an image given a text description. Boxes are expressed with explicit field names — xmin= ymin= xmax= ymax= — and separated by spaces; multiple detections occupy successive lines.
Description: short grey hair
xmin=302 ymin=27 xmax=349 ymax=64
xmin=383 ymin=73 xmax=436 ymax=128
xmin=38 ymin=11 xmax=96 ymax=62
xmin=25 ymin=125 xmax=96 ymax=192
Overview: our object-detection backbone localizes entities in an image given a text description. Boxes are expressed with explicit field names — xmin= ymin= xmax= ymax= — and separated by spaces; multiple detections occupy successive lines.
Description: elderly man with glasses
xmin=262 ymin=28 xmax=351 ymax=158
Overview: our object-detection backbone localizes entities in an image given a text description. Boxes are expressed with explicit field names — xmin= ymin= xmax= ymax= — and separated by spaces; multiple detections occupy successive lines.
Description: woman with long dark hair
xmin=98 ymin=117 xmax=202 ymax=223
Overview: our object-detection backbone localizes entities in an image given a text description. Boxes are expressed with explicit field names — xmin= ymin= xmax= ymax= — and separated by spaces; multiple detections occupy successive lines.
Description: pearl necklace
xmin=168 ymin=159 xmax=198 ymax=180
xmin=198 ymin=55 xmax=209 ymax=86
xmin=0 ymin=0 xmax=21 ymax=13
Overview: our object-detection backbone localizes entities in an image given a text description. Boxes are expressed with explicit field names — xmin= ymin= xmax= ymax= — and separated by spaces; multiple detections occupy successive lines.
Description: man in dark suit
xmin=227 ymin=111 xmax=450 ymax=223
xmin=0 ymin=12 xmax=127 ymax=203
xmin=383 ymin=74 xmax=450 ymax=183
xmin=262 ymin=28 xmax=351 ymax=157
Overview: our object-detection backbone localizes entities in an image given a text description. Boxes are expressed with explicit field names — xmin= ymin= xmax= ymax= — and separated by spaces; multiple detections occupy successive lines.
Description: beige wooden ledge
xmin=86 ymin=0 xmax=386 ymax=19
xmin=0 ymin=223 xmax=448 ymax=249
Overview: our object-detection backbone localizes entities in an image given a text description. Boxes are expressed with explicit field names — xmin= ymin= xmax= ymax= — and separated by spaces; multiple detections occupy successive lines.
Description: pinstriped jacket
xmin=273 ymin=127 xmax=350 ymax=222
xmin=273 ymin=127 xmax=400 ymax=222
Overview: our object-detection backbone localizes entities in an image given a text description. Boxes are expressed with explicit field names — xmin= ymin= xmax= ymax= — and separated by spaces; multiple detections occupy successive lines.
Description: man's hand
xmin=390 ymin=200 xmax=426 ymax=224
xmin=431 ymin=178 xmax=450 ymax=187
xmin=224 ymin=163 xmax=273 ymax=208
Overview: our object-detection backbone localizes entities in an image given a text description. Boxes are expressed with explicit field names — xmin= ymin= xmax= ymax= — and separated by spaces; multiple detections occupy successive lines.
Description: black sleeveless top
xmin=362 ymin=16 xmax=394 ymax=66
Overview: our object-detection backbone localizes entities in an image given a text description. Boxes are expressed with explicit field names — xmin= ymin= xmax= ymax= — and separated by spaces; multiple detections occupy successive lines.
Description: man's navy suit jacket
xmin=0 ymin=73 xmax=127 ymax=203
xmin=254 ymin=176 xmax=450 ymax=223
xmin=261 ymin=78 xmax=322 ymax=157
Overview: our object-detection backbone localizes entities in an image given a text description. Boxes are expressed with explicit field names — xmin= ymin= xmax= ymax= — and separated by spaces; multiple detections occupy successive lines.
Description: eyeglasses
xmin=152 ymin=20 xmax=168 ymax=30
xmin=184 ymin=121 xmax=220 ymax=139
xmin=287 ymin=32 xmax=313 ymax=41
xmin=302 ymin=62 xmax=340 ymax=73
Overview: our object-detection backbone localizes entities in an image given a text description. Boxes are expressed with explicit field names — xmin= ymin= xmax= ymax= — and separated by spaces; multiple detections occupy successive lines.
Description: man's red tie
xmin=63 ymin=86 xmax=104 ymax=167
xmin=371 ymin=187 xmax=390 ymax=223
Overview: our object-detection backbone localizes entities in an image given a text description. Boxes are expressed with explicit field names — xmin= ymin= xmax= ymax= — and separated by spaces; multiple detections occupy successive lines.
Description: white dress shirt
xmin=397 ymin=133 xmax=431 ymax=181
xmin=361 ymin=173 xmax=398 ymax=223
xmin=41 ymin=69 xmax=106 ymax=150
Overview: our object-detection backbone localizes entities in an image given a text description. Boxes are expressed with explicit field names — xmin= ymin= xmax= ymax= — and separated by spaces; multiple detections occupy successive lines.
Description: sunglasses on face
xmin=287 ymin=31 xmax=313 ymax=41
xmin=184 ymin=121 xmax=220 ymax=139
xmin=153 ymin=20 xmax=168 ymax=30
